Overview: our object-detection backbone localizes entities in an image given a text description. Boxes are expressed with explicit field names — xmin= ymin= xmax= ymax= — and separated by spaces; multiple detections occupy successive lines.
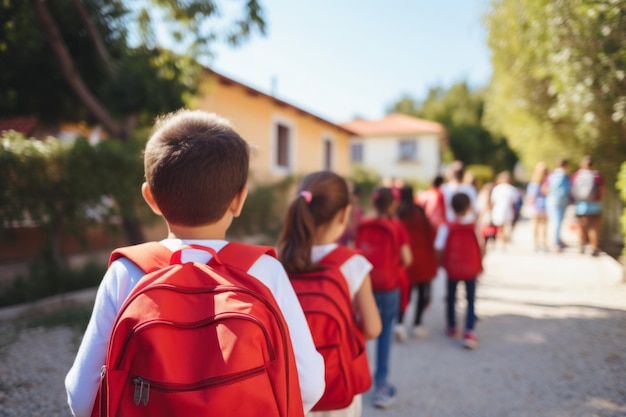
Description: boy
xmin=64 ymin=110 xmax=325 ymax=417
xmin=435 ymin=192 xmax=483 ymax=349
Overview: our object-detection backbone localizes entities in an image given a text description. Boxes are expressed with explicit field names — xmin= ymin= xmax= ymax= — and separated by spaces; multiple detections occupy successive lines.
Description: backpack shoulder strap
xmin=108 ymin=242 xmax=172 ymax=273
xmin=318 ymin=246 xmax=360 ymax=268
xmin=216 ymin=242 xmax=277 ymax=272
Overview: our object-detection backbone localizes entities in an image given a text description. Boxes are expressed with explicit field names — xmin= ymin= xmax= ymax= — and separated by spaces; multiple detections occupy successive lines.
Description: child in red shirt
xmin=395 ymin=186 xmax=438 ymax=341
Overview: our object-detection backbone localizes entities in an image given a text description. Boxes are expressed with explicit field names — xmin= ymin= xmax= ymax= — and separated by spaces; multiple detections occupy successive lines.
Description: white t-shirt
xmin=441 ymin=181 xmax=478 ymax=222
xmin=65 ymin=239 xmax=325 ymax=417
xmin=490 ymin=183 xmax=520 ymax=226
xmin=311 ymin=243 xmax=372 ymax=299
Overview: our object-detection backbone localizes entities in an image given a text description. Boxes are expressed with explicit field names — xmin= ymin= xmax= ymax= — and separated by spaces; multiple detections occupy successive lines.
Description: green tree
xmin=485 ymin=0 xmax=626 ymax=245
xmin=389 ymin=83 xmax=518 ymax=174
xmin=1 ymin=0 xmax=265 ymax=244
xmin=1 ymin=0 xmax=265 ymax=138
xmin=485 ymin=0 xmax=626 ymax=178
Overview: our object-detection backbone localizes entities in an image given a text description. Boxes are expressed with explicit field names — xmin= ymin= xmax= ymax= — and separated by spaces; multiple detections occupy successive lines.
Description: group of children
xmin=65 ymin=110 xmax=484 ymax=417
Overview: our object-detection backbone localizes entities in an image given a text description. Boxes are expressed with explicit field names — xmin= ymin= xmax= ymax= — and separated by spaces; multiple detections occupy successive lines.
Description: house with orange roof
xmin=196 ymin=69 xmax=356 ymax=183
xmin=341 ymin=113 xmax=446 ymax=183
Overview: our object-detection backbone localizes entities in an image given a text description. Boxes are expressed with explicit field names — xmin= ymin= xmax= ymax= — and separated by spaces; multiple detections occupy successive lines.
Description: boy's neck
xmin=166 ymin=218 xmax=230 ymax=240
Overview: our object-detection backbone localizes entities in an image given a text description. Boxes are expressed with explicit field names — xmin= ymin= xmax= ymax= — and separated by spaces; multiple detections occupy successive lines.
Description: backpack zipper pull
xmin=133 ymin=377 xmax=150 ymax=406
xmin=142 ymin=380 xmax=150 ymax=406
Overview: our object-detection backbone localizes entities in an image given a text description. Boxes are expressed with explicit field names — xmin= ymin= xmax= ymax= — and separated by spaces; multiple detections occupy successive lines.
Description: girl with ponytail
xmin=278 ymin=171 xmax=381 ymax=417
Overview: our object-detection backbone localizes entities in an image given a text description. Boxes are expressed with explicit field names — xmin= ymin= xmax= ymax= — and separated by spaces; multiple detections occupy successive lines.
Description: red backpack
xmin=355 ymin=218 xmax=402 ymax=291
xmin=92 ymin=242 xmax=304 ymax=417
xmin=288 ymin=247 xmax=371 ymax=411
xmin=442 ymin=223 xmax=483 ymax=280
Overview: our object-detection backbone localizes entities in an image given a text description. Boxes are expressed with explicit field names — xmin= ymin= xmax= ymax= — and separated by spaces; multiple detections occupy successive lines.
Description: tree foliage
xmin=1 ymin=0 xmax=265 ymax=137
xmin=485 ymin=0 xmax=626 ymax=177
xmin=389 ymin=83 xmax=518 ymax=175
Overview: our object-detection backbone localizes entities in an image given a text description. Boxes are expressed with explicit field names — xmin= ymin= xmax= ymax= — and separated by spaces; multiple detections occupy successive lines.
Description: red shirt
xmin=417 ymin=187 xmax=446 ymax=232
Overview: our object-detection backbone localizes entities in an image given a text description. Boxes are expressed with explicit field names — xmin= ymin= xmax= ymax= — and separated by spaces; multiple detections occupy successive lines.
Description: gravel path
xmin=0 ymin=216 xmax=625 ymax=417
xmin=0 ymin=323 xmax=76 ymax=417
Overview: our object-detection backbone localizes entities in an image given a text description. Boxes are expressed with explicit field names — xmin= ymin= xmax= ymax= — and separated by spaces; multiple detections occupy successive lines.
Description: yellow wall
xmin=195 ymin=73 xmax=351 ymax=184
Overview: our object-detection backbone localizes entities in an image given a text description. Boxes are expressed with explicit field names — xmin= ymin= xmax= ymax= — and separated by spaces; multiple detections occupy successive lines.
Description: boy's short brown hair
xmin=451 ymin=192 xmax=471 ymax=216
xmin=144 ymin=110 xmax=249 ymax=226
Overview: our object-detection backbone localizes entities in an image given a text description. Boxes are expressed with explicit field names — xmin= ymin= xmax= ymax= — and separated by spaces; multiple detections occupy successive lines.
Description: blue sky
xmin=209 ymin=0 xmax=492 ymax=124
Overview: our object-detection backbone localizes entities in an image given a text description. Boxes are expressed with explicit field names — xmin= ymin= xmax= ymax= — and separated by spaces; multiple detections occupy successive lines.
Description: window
xmin=275 ymin=123 xmax=291 ymax=169
xmin=398 ymin=139 xmax=418 ymax=161
xmin=350 ymin=142 xmax=364 ymax=163
xmin=323 ymin=137 xmax=334 ymax=170
xmin=272 ymin=117 xmax=296 ymax=174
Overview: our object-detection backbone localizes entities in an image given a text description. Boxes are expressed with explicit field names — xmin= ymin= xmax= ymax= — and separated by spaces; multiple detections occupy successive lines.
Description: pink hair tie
xmin=299 ymin=190 xmax=313 ymax=203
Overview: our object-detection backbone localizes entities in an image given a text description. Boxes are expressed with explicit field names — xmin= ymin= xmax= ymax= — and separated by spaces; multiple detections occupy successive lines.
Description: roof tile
xmin=340 ymin=113 xmax=444 ymax=137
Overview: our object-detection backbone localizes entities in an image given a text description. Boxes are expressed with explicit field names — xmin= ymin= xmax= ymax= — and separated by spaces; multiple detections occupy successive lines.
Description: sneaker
xmin=445 ymin=327 xmax=458 ymax=338
xmin=463 ymin=331 xmax=478 ymax=349
xmin=373 ymin=384 xmax=397 ymax=409
xmin=411 ymin=325 xmax=428 ymax=339
xmin=591 ymin=248 xmax=600 ymax=257
xmin=394 ymin=324 xmax=407 ymax=342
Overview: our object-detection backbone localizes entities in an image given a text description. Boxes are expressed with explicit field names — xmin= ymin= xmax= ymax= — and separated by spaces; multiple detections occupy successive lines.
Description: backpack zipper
xmin=131 ymin=365 xmax=266 ymax=407
xmin=115 ymin=312 xmax=276 ymax=370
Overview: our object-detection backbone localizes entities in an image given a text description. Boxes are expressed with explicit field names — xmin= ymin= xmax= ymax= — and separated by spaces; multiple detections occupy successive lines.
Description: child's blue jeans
xmin=547 ymin=203 xmax=567 ymax=247
xmin=446 ymin=277 xmax=477 ymax=331
xmin=373 ymin=288 xmax=400 ymax=389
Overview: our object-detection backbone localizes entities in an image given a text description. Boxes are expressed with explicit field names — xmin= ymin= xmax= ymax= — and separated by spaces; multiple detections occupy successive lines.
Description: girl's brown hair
xmin=372 ymin=186 xmax=395 ymax=218
xmin=278 ymin=171 xmax=350 ymax=273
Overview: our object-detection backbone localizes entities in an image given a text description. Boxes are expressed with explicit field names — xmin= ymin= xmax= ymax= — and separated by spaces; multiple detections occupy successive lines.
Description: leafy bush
xmin=1 ymin=131 xmax=146 ymax=248
xmin=228 ymin=176 xmax=295 ymax=244
xmin=0 ymin=131 xmax=147 ymax=305
xmin=350 ymin=165 xmax=381 ymax=208
xmin=466 ymin=164 xmax=495 ymax=189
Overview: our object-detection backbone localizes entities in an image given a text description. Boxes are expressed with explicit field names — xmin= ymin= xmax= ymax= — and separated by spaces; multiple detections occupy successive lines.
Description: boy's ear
xmin=230 ymin=185 xmax=249 ymax=218
xmin=141 ymin=182 xmax=163 ymax=216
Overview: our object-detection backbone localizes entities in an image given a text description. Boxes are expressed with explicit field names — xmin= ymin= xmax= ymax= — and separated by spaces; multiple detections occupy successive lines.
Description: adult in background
xmin=476 ymin=181 xmax=497 ymax=253
xmin=463 ymin=170 xmax=478 ymax=192
xmin=542 ymin=159 xmax=571 ymax=252
xmin=490 ymin=171 xmax=520 ymax=248
xmin=571 ymin=156 xmax=604 ymax=256
xmin=525 ymin=162 xmax=549 ymax=252
xmin=441 ymin=161 xmax=478 ymax=223
xmin=416 ymin=175 xmax=446 ymax=233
